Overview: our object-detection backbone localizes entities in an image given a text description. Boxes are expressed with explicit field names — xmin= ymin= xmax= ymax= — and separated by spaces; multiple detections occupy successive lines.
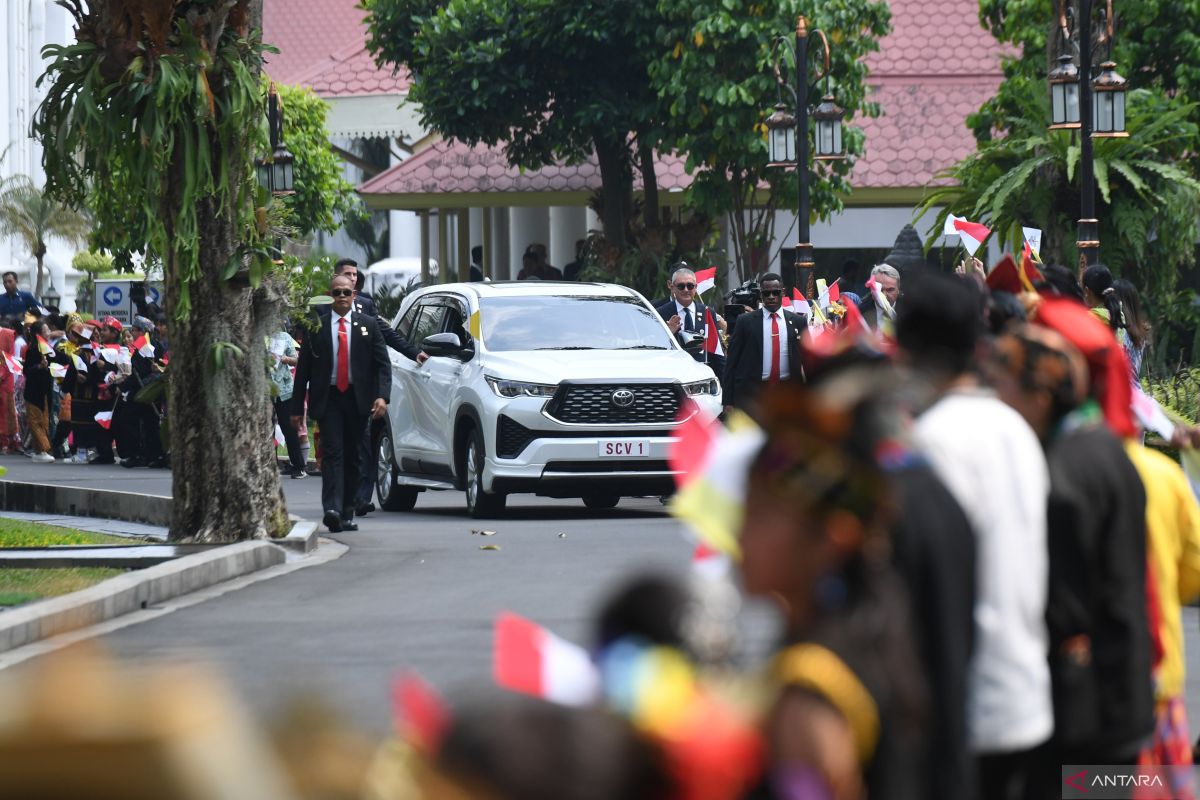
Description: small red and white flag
xmin=703 ymin=307 xmax=724 ymax=358
xmin=493 ymin=612 xmax=600 ymax=706
xmin=2 ymin=352 xmax=20 ymax=375
xmin=94 ymin=411 xmax=113 ymax=429
xmin=78 ymin=326 xmax=93 ymax=341
xmin=669 ymin=405 xmax=720 ymax=490
xmin=791 ymin=289 xmax=811 ymax=317
xmin=694 ymin=266 xmax=717 ymax=295
xmin=132 ymin=333 xmax=155 ymax=358
xmin=391 ymin=672 xmax=449 ymax=754
xmin=273 ymin=424 xmax=285 ymax=447
xmin=37 ymin=336 xmax=53 ymax=356
xmin=99 ymin=344 xmax=121 ymax=364
xmin=50 ymin=363 xmax=67 ymax=380
xmin=944 ymin=214 xmax=991 ymax=255
xmin=827 ymin=280 xmax=841 ymax=304
xmin=843 ymin=298 xmax=871 ymax=333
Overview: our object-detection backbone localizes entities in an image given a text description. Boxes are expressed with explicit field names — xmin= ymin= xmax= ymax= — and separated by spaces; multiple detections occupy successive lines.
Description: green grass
xmin=0 ymin=519 xmax=133 ymax=607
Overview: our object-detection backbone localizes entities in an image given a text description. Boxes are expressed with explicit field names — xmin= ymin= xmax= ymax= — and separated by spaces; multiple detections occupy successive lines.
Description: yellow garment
xmin=770 ymin=643 xmax=880 ymax=763
xmin=1123 ymin=441 xmax=1200 ymax=700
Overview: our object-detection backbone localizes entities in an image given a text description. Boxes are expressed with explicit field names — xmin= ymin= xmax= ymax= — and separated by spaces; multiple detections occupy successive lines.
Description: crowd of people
xmin=0 ymin=271 xmax=169 ymax=468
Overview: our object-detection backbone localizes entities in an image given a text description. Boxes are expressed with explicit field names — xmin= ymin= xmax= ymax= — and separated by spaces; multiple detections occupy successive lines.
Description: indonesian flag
xmin=3 ymin=352 xmax=22 ymax=375
xmin=827 ymin=279 xmax=841 ymax=304
xmin=391 ymin=673 xmax=449 ymax=754
xmin=132 ymin=333 xmax=155 ymax=358
xmin=944 ymin=213 xmax=991 ymax=255
xmin=493 ymin=612 xmax=600 ymax=706
xmin=78 ymin=326 xmax=93 ymax=341
xmin=791 ymin=289 xmax=811 ymax=317
xmin=843 ymin=298 xmax=871 ymax=333
xmin=692 ymin=542 xmax=731 ymax=581
xmin=703 ymin=307 xmax=724 ymax=357
xmin=695 ymin=266 xmax=717 ymax=295
xmin=273 ymin=424 xmax=285 ymax=447
xmin=94 ymin=411 xmax=113 ymax=429
xmin=99 ymin=344 xmax=121 ymax=364
xmin=37 ymin=336 xmax=53 ymax=356
xmin=669 ymin=404 xmax=719 ymax=489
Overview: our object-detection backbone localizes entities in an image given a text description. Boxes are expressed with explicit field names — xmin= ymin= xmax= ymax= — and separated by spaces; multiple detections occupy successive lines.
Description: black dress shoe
xmin=91 ymin=456 xmax=115 ymax=465
xmin=355 ymin=502 xmax=375 ymax=516
xmin=341 ymin=521 xmax=359 ymax=532
xmin=120 ymin=457 xmax=146 ymax=469
xmin=322 ymin=510 xmax=343 ymax=533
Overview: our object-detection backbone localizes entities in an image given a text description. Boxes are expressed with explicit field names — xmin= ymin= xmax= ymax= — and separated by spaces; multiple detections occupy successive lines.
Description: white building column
xmin=508 ymin=206 xmax=550 ymax=275
xmin=491 ymin=207 xmax=511 ymax=280
xmin=389 ymin=210 xmax=422 ymax=260
xmin=548 ymin=206 xmax=586 ymax=270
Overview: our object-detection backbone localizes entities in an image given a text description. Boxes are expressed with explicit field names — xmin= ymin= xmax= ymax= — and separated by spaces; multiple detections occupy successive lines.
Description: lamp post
xmin=41 ymin=280 xmax=60 ymax=310
xmin=254 ymin=84 xmax=296 ymax=261
xmin=1049 ymin=0 xmax=1127 ymax=271
xmin=764 ymin=16 xmax=845 ymax=297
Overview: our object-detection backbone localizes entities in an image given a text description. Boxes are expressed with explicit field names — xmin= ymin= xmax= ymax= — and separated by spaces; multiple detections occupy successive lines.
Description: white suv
xmin=375 ymin=281 xmax=723 ymax=517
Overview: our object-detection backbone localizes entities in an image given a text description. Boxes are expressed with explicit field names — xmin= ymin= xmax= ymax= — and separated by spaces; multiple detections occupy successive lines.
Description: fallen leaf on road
xmin=471 ymin=529 xmax=497 ymax=536
xmin=479 ymin=544 xmax=501 ymax=551
xmin=557 ymin=532 xmax=566 ymax=539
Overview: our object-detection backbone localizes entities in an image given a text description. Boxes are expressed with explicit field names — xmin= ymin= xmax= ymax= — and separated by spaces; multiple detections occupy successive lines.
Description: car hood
xmin=479 ymin=349 xmax=718 ymax=385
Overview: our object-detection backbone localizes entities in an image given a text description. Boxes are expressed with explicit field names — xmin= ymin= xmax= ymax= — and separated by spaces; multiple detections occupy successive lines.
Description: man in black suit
xmin=292 ymin=274 xmax=394 ymax=533
xmin=655 ymin=263 xmax=725 ymax=376
xmin=721 ymin=273 xmax=805 ymax=411
xmin=328 ymin=258 xmax=427 ymax=515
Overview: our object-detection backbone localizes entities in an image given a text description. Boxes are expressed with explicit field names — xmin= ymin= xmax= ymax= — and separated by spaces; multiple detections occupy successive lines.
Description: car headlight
xmin=485 ymin=377 xmax=558 ymax=398
xmin=683 ymin=378 xmax=720 ymax=396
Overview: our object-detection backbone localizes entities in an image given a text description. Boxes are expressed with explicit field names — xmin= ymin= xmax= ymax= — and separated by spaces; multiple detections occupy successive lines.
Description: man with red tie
xmin=721 ymin=273 xmax=805 ymax=412
xmin=292 ymin=274 xmax=393 ymax=533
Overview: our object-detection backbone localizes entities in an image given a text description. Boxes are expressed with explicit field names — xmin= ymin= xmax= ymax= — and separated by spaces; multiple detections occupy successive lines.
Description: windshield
xmin=479 ymin=295 xmax=677 ymax=352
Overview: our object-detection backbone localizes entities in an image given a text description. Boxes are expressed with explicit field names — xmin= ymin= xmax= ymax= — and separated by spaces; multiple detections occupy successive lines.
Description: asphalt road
xmin=1 ymin=454 xmax=777 ymax=734
xmin=6 ymin=454 xmax=1200 ymax=742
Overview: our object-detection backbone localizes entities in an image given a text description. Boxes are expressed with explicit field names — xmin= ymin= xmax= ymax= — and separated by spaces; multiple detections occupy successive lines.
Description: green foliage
xmin=282 ymin=252 xmax=338 ymax=327
xmin=1142 ymin=368 xmax=1200 ymax=424
xmin=0 ymin=520 xmax=133 ymax=547
xmin=0 ymin=177 xmax=91 ymax=295
xmin=273 ymin=82 xmax=360 ymax=235
xmin=70 ymin=250 xmax=113 ymax=275
xmin=371 ymin=276 xmax=423 ymax=321
xmin=34 ymin=6 xmax=272 ymax=317
xmin=649 ymin=0 xmax=890 ymax=280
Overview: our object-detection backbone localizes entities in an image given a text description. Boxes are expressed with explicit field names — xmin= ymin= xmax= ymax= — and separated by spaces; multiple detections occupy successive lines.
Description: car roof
xmin=413 ymin=281 xmax=643 ymax=300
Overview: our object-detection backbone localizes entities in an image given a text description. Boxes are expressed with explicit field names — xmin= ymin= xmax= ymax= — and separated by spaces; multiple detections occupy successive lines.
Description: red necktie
xmin=336 ymin=318 xmax=350 ymax=392
xmin=769 ymin=313 xmax=781 ymax=383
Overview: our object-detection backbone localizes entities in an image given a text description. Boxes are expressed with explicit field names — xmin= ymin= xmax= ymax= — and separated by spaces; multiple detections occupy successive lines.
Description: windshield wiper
xmin=623 ymin=345 xmax=669 ymax=350
xmin=533 ymin=346 xmax=598 ymax=350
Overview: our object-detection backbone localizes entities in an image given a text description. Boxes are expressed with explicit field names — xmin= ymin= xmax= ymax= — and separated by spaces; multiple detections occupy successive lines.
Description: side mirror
xmin=422 ymin=331 xmax=471 ymax=360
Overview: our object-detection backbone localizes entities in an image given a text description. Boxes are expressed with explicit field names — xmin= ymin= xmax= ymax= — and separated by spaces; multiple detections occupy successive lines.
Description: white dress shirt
xmin=675 ymin=299 xmax=699 ymax=332
xmin=759 ymin=308 xmax=790 ymax=380
xmin=330 ymin=310 xmax=353 ymax=385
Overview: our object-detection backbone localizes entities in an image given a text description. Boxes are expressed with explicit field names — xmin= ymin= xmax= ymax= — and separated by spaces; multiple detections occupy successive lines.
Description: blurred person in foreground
xmin=986 ymin=323 xmax=1153 ymax=770
xmin=895 ymin=271 xmax=1053 ymax=800
xmin=739 ymin=380 xmax=927 ymax=800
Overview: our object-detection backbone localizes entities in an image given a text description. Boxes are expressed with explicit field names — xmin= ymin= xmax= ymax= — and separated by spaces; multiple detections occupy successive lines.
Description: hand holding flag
xmin=944 ymin=214 xmax=991 ymax=255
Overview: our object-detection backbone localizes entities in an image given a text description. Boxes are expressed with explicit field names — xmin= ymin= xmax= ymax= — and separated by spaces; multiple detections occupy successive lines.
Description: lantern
xmin=1092 ymin=61 xmax=1128 ymax=138
xmin=764 ymin=103 xmax=797 ymax=167
xmin=1048 ymin=52 xmax=1081 ymax=129
xmin=812 ymin=94 xmax=846 ymax=160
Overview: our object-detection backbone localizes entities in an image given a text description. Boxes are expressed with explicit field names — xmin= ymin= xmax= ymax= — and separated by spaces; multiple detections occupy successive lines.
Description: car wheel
xmin=582 ymin=494 xmax=620 ymax=510
xmin=464 ymin=427 xmax=506 ymax=518
xmin=376 ymin=426 xmax=419 ymax=512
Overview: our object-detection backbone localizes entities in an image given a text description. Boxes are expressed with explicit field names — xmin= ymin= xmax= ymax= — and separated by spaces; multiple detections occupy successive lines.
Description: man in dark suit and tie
xmin=655 ymin=262 xmax=725 ymax=376
xmin=292 ymin=274 xmax=394 ymax=533
xmin=721 ymin=272 xmax=805 ymax=412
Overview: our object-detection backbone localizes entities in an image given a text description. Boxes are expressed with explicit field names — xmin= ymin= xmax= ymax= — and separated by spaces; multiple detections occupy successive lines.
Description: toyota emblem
xmin=610 ymin=388 xmax=636 ymax=408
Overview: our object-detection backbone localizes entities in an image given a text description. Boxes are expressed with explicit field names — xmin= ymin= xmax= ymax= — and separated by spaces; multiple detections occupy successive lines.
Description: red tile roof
xmin=854 ymin=0 xmax=1005 ymax=188
xmin=359 ymin=140 xmax=693 ymax=199
xmin=263 ymin=0 xmax=409 ymax=96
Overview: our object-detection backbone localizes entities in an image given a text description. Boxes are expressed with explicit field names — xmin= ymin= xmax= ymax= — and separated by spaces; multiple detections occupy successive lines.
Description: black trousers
xmin=318 ymin=388 xmax=367 ymax=521
xmin=273 ymin=397 xmax=304 ymax=471
xmin=354 ymin=417 xmax=380 ymax=507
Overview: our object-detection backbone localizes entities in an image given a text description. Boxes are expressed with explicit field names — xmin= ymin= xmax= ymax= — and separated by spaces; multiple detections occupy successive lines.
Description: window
xmin=410 ymin=304 xmax=448 ymax=346
xmin=395 ymin=303 xmax=420 ymax=340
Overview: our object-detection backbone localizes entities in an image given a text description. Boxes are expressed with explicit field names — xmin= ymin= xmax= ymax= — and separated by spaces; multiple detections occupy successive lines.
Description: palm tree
xmin=0 ymin=177 xmax=90 ymax=298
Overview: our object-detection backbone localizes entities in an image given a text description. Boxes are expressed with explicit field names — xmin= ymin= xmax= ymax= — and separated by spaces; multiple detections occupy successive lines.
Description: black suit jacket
xmin=319 ymin=298 xmax=420 ymax=361
xmin=721 ymin=307 xmax=805 ymax=409
xmin=655 ymin=299 xmax=726 ymax=374
xmin=293 ymin=311 xmax=391 ymax=419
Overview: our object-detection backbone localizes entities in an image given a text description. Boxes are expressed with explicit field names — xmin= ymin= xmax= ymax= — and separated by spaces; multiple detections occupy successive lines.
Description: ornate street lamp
xmin=764 ymin=16 xmax=845 ymax=296
xmin=41 ymin=280 xmax=61 ymax=310
xmin=1092 ymin=61 xmax=1128 ymax=137
xmin=255 ymin=85 xmax=295 ymax=196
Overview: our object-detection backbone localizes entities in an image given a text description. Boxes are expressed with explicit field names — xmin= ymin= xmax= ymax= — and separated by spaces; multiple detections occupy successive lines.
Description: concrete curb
xmin=0 ymin=540 xmax=285 ymax=653
xmin=279 ymin=519 xmax=319 ymax=553
xmin=0 ymin=480 xmax=171 ymax=527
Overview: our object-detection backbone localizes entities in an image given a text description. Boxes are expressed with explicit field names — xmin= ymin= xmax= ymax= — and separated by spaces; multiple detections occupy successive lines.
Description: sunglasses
xmin=761 ymin=289 xmax=783 ymax=297
xmin=330 ymin=289 xmax=355 ymax=298
xmin=674 ymin=283 xmax=696 ymax=290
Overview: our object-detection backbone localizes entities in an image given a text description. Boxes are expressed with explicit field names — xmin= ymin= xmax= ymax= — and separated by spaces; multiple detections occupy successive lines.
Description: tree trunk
xmin=164 ymin=193 xmax=288 ymax=543
xmin=161 ymin=0 xmax=287 ymax=543
xmin=593 ymin=133 xmax=632 ymax=250
xmin=638 ymin=138 xmax=660 ymax=229
xmin=34 ymin=250 xmax=44 ymax=298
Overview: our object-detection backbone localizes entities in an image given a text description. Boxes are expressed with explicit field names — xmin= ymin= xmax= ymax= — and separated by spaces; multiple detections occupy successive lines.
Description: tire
xmin=376 ymin=426 xmax=419 ymax=512
xmin=582 ymin=494 xmax=620 ymax=510
xmin=464 ymin=427 xmax=506 ymax=518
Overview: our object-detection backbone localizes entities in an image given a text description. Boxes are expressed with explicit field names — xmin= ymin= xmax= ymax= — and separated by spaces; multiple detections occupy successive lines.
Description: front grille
xmin=543 ymin=460 xmax=673 ymax=474
xmin=497 ymin=415 xmax=534 ymax=459
xmin=546 ymin=383 xmax=681 ymax=425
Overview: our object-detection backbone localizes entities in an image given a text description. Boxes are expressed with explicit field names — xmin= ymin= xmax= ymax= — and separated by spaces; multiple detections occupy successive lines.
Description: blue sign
xmin=102 ymin=285 xmax=123 ymax=307
xmin=147 ymin=286 xmax=161 ymax=304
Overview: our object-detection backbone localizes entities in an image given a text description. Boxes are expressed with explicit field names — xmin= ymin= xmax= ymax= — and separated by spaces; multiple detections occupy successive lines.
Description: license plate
xmin=598 ymin=440 xmax=652 ymax=458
